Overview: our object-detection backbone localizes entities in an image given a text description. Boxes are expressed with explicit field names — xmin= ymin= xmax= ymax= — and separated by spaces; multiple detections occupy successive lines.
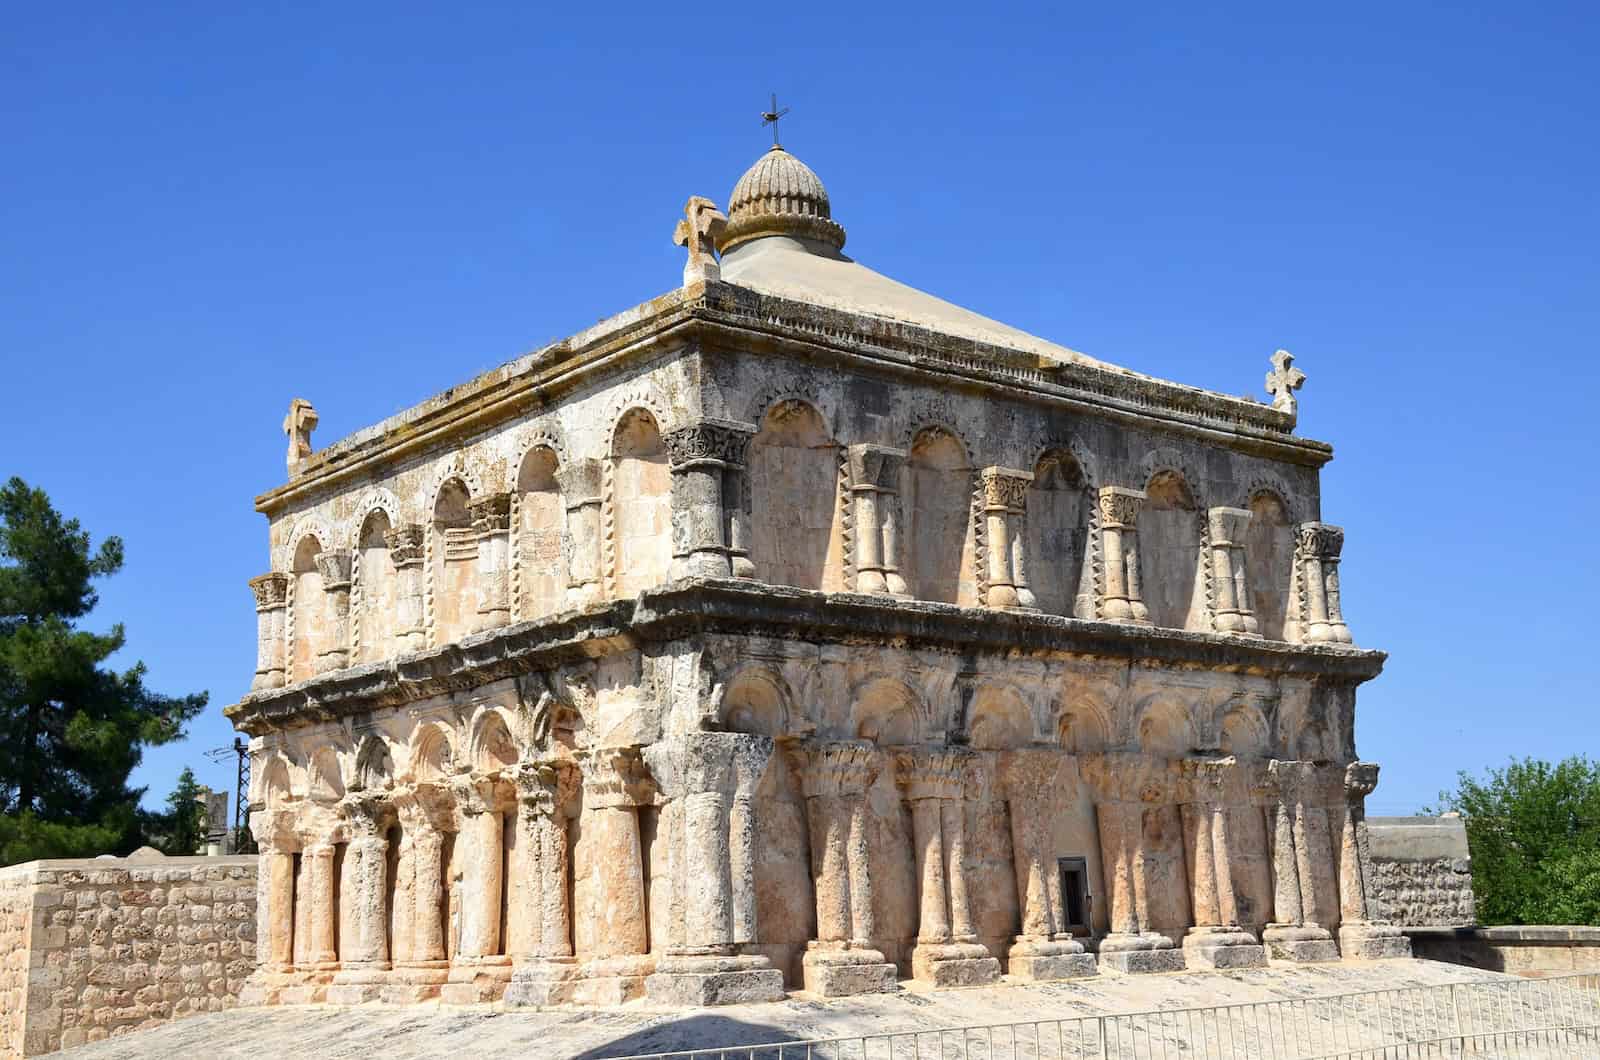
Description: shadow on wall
xmin=574 ymin=1014 xmax=802 ymax=1060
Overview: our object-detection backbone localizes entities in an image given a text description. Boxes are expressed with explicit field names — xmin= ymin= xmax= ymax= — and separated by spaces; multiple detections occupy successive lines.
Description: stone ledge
xmin=226 ymin=579 xmax=1386 ymax=734
xmin=1404 ymin=925 xmax=1600 ymax=945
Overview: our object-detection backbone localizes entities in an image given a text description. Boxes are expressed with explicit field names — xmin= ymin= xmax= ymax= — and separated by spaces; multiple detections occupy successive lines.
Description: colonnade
xmin=251 ymin=738 xmax=1403 ymax=1007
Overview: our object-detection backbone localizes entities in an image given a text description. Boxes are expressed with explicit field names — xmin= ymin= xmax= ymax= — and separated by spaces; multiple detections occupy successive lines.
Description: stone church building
xmin=227 ymin=142 xmax=1409 ymax=1008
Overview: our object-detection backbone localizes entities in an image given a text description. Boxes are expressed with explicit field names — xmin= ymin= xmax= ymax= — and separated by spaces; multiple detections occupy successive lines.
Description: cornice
xmin=224 ymin=578 xmax=1385 ymax=736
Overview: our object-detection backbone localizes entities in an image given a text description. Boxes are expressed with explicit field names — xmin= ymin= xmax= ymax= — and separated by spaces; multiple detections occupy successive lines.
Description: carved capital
xmin=997 ymin=748 xmax=1072 ymax=802
xmin=1080 ymin=751 xmax=1173 ymax=804
xmin=469 ymin=492 xmax=514 ymax=534
xmin=1344 ymin=761 xmax=1379 ymax=801
xmin=894 ymin=748 xmax=970 ymax=801
xmin=249 ymin=572 xmax=289 ymax=611
xmin=1207 ymin=506 xmax=1253 ymax=547
xmin=339 ymin=792 xmax=393 ymax=838
xmin=555 ymin=458 xmax=604 ymax=506
xmin=793 ymin=740 xmax=881 ymax=799
xmin=979 ymin=466 xmax=1032 ymax=511
xmin=1266 ymin=758 xmax=1323 ymax=806
xmin=848 ymin=444 xmax=907 ymax=492
xmin=383 ymin=524 xmax=425 ymax=567
xmin=577 ymin=746 xmax=652 ymax=808
xmin=512 ymin=758 xmax=578 ymax=817
xmin=313 ymin=549 xmax=353 ymax=590
xmin=664 ymin=419 xmax=757 ymax=468
xmin=1181 ymin=755 xmax=1242 ymax=805
xmin=1098 ymin=486 xmax=1145 ymax=529
xmin=1297 ymin=522 xmax=1345 ymax=560
xmin=643 ymin=732 xmax=774 ymax=801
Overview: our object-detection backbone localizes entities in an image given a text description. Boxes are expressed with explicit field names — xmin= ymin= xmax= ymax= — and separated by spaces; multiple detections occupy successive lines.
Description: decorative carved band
xmin=249 ymin=572 xmax=290 ymax=610
xmin=664 ymin=420 xmax=757 ymax=468
xmin=383 ymin=524 xmax=425 ymax=567
xmin=313 ymin=550 xmax=353 ymax=590
xmin=1098 ymin=486 xmax=1145 ymax=529
xmin=1297 ymin=522 xmax=1345 ymax=560
xmin=978 ymin=466 xmax=1032 ymax=511
xmin=469 ymin=492 xmax=514 ymax=534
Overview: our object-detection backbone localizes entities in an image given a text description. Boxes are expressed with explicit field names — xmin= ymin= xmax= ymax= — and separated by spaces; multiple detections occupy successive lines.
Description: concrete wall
xmin=0 ymin=855 xmax=256 ymax=1058
xmin=1367 ymin=815 xmax=1475 ymax=927
xmin=1406 ymin=926 xmax=1600 ymax=977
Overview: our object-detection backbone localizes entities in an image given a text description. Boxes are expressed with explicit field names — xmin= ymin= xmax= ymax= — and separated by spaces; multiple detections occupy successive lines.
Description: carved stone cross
xmin=1265 ymin=350 xmax=1306 ymax=420
xmin=283 ymin=398 xmax=319 ymax=477
xmin=673 ymin=196 xmax=728 ymax=286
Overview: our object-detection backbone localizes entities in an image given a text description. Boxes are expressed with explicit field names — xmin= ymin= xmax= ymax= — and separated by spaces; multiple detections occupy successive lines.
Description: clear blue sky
xmin=3 ymin=3 xmax=1595 ymax=817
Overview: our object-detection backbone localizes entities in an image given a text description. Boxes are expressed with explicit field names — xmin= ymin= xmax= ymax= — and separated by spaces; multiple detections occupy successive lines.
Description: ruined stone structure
xmin=226 ymin=143 xmax=1409 ymax=1009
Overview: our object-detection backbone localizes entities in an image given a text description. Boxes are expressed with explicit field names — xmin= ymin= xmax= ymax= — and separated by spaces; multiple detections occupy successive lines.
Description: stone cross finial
xmin=673 ymin=196 xmax=728 ymax=286
xmin=1265 ymin=350 xmax=1306 ymax=421
xmin=283 ymin=398 xmax=319 ymax=477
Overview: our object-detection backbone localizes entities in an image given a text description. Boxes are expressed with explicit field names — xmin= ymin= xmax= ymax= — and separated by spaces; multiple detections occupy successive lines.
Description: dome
xmin=718 ymin=145 xmax=847 ymax=254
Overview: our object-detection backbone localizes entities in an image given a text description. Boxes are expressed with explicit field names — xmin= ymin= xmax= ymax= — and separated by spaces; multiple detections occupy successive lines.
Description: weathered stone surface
xmin=221 ymin=143 xmax=1405 ymax=1018
xmin=1366 ymin=815 xmax=1476 ymax=927
xmin=0 ymin=855 xmax=256 ymax=1057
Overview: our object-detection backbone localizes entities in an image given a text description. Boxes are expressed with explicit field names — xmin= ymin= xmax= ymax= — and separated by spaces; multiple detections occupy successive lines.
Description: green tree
xmin=148 ymin=767 xmax=206 ymax=856
xmin=1431 ymin=756 xmax=1600 ymax=926
xmin=0 ymin=477 xmax=207 ymax=864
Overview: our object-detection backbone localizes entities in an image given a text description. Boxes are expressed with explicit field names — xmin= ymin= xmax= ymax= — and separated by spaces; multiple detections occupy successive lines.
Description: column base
xmin=1096 ymin=932 xmax=1186 ymax=974
xmin=438 ymin=957 xmax=513 ymax=1004
xmin=1338 ymin=921 xmax=1413 ymax=960
xmin=1181 ymin=926 xmax=1268 ymax=970
xmin=801 ymin=943 xmax=899 ymax=997
xmin=1005 ymin=937 xmax=1098 ymax=981
xmin=1262 ymin=924 xmax=1341 ymax=963
xmin=325 ymin=965 xmax=392 ymax=1004
xmin=567 ymin=954 xmax=655 ymax=1006
xmin=645 ymin=954 xmax=787 ymax=1006
xmin=910 ymin=942 xmax=1001 ymax=987
xmin=503 ymin=957 xmax=581 ymax=1008
xmin=380 ymin=963 xmax=450 ymax=1003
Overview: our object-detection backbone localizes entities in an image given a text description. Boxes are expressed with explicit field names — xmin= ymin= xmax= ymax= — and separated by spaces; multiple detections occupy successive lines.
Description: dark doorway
xmin=1058 ymin=855 xmax=1092 ymax=936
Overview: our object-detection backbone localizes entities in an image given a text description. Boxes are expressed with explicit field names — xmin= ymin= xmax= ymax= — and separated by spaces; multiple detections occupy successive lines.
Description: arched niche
xmin=472 ymin=710 xmax=519 ymax=772
xmin=749 ymin=400 xmax=842 ymax=591
xmin=611 ymin=409 xmax=671 ymax=597
xmin=1058 ymin=704 xmax=1110 ymax=754
xmin=907 ymin=427 xmax=975 ymax=605
xmin=1245 ymin=490 xmax=1294 ymax=641
xmin=411 ymin=724 xmax=454 ymax=783
xmin=1136 ymin=700 xmax=1196 ymax=759
xmin=307 ymin=746 xmax=345 ymax=803
xmin=432 ymin=478 xmax=476 ymax=646
xmin=1219 ymin=705 xmax=1270 ymax=759
xmin=1029 ymin=450 xmax=1091 ymax=617
xmin=517 ymin=446 xmax=565 ymax=620
xmin=290 ymin=535 xmax=325 ymax=682
xmin=1141 ymin=471 xmax=1202 ymax=630
xmin=852 ymin=678 xmax=922 ymax=746
xmin=354 ymin=736 xmax=394 ymax=791
xmin=257 ymin=755 xmax=292 ymax=809
xmin=356 ymin=510 xmax=396 ymax=664
xmin=968 ymin=685 xmax=1034 ymax=750
xmin=721 ymin=668 xmax=789 ymax=738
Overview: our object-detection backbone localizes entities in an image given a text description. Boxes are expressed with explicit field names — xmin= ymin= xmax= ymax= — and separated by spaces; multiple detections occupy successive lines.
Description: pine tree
xmin=0 ymin=477 xmax=207 ymax=863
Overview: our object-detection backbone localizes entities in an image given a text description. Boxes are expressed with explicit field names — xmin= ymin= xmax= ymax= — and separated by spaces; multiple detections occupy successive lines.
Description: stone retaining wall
xmin=1366 ymin=815 xmax=1476 ymax=927
xmin=0 ymin=855 xmax=257 ymax=1058
xmin=1405 ymin=925 xmax=1600 ymax=977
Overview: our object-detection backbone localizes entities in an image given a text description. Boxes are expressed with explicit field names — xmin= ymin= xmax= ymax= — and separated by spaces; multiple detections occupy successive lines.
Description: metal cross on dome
xmin=761 ymin=93 xmax=790 ymax=147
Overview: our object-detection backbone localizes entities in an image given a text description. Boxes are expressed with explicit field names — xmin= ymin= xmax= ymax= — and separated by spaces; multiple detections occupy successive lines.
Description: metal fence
xmin=600 ymin=973 xmax=1600 ymax=1060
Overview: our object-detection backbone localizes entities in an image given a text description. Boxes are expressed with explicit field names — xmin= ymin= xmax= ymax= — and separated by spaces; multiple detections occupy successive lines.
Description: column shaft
xmin=456 ymin=808 xmax=504 ymax=959
xmin=941 ymin=800 xmax=976 ymax=941
xmin=910 ymin=799 xmax=951 ymax=942
xmin=807 ymin=794 xmax=853 ymax=943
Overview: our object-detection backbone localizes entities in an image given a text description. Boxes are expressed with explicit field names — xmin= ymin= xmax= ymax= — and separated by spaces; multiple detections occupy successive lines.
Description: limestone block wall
xmin=1405 ymin=926 xmax=1600 ymax=976
xmin=0 ymin=855 xmax=257 ymax=1058
xmin=1366 ymin=816 xmax=1476 ymax=927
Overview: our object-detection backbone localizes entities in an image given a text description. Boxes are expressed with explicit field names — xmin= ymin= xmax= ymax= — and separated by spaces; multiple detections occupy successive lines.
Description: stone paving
xmin=52 ymin=960 xmax=1518 ymax=1059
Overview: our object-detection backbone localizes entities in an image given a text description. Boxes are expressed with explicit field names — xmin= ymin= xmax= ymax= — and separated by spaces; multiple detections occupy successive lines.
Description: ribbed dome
xmin=719 ymin=145 xmax=847 ymax=254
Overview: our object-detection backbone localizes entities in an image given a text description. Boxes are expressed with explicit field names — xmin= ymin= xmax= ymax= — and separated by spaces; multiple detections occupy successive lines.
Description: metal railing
xmin=599 ymin=973 xmax=1600 ymax=1060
